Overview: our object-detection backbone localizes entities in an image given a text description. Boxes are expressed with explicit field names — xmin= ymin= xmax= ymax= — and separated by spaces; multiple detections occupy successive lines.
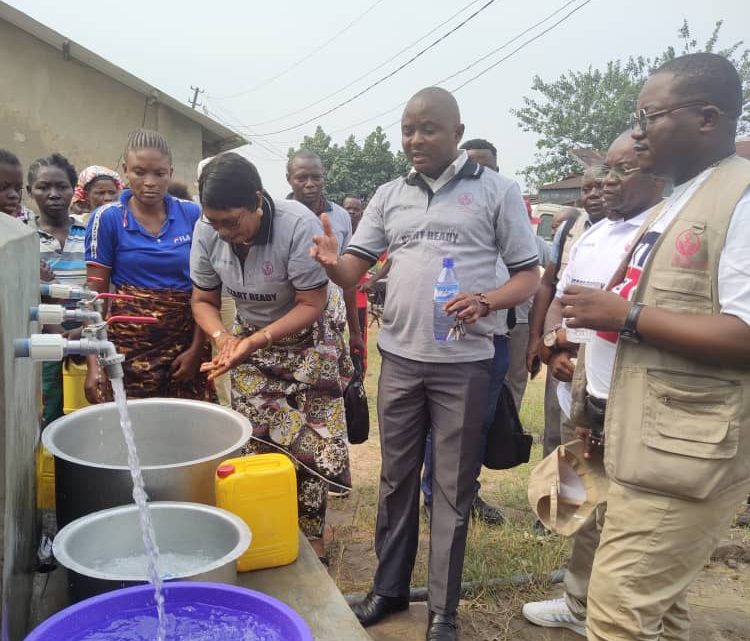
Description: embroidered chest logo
xmin=262 ymin=260 xmax=274 ymax=277
xmin=457 ymin=192 xmax=474 ymax=206
xmin=173 ymin=234 xmax=191 ymax=244
xmin=675 ymin=230 xmax=701 ymax=257
xmin=672 ymin=228 xmax=708 ymax=270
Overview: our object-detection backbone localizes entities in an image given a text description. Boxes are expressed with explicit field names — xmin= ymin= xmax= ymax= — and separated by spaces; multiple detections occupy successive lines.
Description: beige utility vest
xmin=604 ymin=155 xmax=750 ymax=500
xmin=554 ymin=210 xmax=588 ymax=283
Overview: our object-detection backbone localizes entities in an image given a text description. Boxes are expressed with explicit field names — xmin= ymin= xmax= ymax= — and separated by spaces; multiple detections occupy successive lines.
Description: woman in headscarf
xmin=191 ymin=153 xmax=352 ymax=562
xmin=71 ymin=165 xmax=123 ymax=222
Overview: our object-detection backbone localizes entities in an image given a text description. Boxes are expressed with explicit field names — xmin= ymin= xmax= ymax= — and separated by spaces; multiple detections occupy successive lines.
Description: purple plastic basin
xmin=25 ymin=581 xmax=313 ymax=641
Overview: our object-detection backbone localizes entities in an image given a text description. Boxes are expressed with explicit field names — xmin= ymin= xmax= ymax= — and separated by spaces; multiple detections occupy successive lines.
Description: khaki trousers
xmin=213 ymin=295 xmax=236 ymax=407
xmin=560 ymin=415 xmax=605 ymax=620
xmin=587 ymin=479 xmax=750 ymax=641
xmin=543 ymin=369 xmax=562 ymax=457
xmin=505 ymin=323 xmax=530 ymax=411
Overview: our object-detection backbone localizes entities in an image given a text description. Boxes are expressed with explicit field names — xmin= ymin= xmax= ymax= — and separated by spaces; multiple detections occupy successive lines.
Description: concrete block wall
xmin=0 ymin=215 xmax=39 ymax=641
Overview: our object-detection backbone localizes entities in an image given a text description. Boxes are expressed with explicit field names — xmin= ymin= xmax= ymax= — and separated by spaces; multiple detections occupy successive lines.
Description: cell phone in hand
xmin=529 ymin=355 xmax=542 ymax=379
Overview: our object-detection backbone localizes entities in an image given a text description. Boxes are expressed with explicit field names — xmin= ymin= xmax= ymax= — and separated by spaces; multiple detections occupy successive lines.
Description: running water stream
xmin=111 ymin=378 xmax=166 ymax=641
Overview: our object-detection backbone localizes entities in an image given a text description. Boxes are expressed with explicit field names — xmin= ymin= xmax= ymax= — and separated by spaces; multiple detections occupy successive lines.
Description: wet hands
xmin=200 ymin=334 xmax=259 ymax=380
xmin=560 ymin=285 xmax=630 ymax=332
xmin=310 ymin=213 xmax=340 ymax=267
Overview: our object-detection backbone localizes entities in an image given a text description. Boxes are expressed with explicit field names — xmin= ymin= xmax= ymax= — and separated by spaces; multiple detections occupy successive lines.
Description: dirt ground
xmin=328 ymin=325 xmax=750 ymax=640
xmin=328 ymin=484 xmax=750 ymax=641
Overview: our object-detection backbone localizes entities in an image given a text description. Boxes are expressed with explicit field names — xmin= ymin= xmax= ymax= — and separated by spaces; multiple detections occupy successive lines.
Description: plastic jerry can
xmin=36 ymin=446 xmax=56 ymax=509
xmin=215 ymin=453 xmax=298 ymax=571
xmin=63 ymin=356 xmax=90 ymax=415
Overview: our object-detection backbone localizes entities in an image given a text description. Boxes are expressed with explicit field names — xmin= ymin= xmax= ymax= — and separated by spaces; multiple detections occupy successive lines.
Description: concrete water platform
xmin=29 ymin=529 xmax=370 ymax=640
xmin=239 ymin=532 xmax=371 ymax=640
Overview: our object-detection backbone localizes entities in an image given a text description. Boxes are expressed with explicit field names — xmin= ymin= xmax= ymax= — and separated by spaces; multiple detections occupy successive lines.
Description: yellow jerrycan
xmin=215 ymin=453 xmax=299 ymax=571
xmin=62 ymin=356 xmax=90 ymax=414
xmin=36 ymin=445 xmax=56 ymax=509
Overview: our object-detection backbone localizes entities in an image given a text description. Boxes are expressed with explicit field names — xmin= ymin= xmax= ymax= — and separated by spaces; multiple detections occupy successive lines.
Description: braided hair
xmin=27 ymin=153 xmax=77 ymax=187
xmin=124 ymin=128 xmax=172 ymax=162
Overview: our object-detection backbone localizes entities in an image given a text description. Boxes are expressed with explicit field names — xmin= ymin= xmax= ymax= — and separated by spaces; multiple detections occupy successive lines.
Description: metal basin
xmin=53 ymin=502 xmax=251 ymax=601
xmin=42 ymin=398 xmax=252 ymax=527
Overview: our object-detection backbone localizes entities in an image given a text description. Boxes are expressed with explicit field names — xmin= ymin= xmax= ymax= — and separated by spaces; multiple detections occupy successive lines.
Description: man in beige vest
xmin=561 ymin=52 xmax=750 ymax=641
xmin=523 ymin=130 xmax=664 ymax=635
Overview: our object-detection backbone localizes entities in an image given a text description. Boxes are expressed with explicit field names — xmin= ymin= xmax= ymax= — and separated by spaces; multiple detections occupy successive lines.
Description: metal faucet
xmin=18 ymin=285 xmax=157 ymax=380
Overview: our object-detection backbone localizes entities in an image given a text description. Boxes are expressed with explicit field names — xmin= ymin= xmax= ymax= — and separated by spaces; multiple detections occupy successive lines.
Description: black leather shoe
xmin=351 ymin=591 xmax=409 ymax=627
xmin=426 ymin=611 xmax=457 ymax=641
xmin=471 ymin=495 xmax=505 ymax=526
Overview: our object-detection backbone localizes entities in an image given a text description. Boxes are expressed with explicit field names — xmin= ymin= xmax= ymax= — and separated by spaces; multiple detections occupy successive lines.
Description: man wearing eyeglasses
xmin=522 ymin=130 xmax=664 ymax=636
xmin=528 ymin=169 xmax=605 ymax=468
xmin=561 ymin=52 xmax=750 ymax=641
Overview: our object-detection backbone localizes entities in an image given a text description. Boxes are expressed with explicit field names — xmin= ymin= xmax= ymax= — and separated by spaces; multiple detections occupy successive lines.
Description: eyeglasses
xmin=592 ymin=164 xmax=641 ymax=181
xmin=200 ymin=211 xmax=242 ymax=230
xmin=630 ymin=101 xmax=709 ymax=132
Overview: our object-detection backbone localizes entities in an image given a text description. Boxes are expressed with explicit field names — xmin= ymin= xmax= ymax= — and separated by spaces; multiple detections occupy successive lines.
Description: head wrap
xmin=72 ymin=166 xmax=124 ymax=206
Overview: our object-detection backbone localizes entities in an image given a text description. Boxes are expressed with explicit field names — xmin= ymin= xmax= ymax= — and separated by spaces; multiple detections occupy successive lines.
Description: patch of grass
xmin=334 ymin=325 xmax=569 ymax=601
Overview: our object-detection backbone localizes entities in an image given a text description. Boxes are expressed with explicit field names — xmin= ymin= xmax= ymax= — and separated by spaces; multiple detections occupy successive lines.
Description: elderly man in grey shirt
xmin=311 ymin=87 xmax=539 ymax=641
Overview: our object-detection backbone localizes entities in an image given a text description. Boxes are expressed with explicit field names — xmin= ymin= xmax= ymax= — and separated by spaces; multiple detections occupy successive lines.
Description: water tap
xmin=14 ymin=335 xmax=126 ymax=380
xmin=17 ymin=308 xmax=157 ymax=380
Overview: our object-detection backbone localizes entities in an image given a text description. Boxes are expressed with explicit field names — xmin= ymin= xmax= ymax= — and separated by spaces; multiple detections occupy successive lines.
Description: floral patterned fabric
xmin=232 ymin=290 xmax=353 ymax=538
xmin=101 ymin=284 xmax=212 ymax=401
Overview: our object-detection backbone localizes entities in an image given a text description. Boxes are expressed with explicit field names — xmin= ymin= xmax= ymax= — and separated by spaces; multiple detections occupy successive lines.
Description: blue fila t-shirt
xmin=86 ymin=189 xmax=200 ymax=291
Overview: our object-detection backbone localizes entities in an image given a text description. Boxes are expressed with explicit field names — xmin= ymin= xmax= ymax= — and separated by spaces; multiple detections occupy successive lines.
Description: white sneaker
xmin=522 ymin=598 xmax=586 ymax=637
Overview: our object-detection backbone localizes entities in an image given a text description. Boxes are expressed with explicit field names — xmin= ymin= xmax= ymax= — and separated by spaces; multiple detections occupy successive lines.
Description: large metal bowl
xmin=53 ymin=502 xmax=251 ymax=601
xmin=41 ymin=398 xmax=252 ymax=527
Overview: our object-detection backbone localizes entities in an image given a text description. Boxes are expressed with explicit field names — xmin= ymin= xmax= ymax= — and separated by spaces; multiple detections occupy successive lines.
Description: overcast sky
xmin=6 ymin=0 xmax=748 ymax=197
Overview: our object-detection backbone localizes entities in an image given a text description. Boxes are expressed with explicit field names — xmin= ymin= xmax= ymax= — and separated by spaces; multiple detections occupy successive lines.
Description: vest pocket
xmin=642 ymin=370 xmax=740 ymax=460
xmin=650 ymin=269 xmax=713 ymax=314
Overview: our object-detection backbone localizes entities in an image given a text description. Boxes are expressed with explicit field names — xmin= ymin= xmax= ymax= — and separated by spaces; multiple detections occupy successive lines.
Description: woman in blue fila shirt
xmin=85 ymin=129 xmax=210 ymax=401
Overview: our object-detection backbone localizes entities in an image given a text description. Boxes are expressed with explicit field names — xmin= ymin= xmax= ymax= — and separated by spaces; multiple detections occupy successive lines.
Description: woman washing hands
xmin=191 ymin=153 xmax=352 ymax=563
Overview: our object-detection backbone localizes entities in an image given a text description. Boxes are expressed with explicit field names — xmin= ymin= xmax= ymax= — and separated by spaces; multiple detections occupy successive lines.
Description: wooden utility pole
xmin=188 ymin=86 xmax=204 ymax=109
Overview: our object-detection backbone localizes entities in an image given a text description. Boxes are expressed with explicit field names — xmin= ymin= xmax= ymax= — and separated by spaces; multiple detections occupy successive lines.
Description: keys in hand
xmin=446 ymin=318 xmax=466 ymax=342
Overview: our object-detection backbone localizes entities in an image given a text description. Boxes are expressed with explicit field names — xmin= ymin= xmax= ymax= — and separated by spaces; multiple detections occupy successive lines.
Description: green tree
xmin=514 ymin=21 xmax=750 ymax=189
xmin=288 ymin=126 xmax=409 ymax=204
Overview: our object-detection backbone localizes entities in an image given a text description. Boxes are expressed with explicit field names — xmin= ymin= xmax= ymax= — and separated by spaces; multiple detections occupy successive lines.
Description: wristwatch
xmin=474 ymin=292 xmax=491 ymax=317
xmin=619 ymin=302 xmax=644 ymax=343
xmin=543 ymin=325 xmax=562 ymax=348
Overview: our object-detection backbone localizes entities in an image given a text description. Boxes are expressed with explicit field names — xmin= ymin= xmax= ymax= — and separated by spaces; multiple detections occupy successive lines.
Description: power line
xmin=306 ymin=0 xmax=594 ymax=139
xmin=253 ymin=0 xmax=499 ymax=136
xmin=451 ymin=0 xmax=594 ymax=91
xmin=435 ymin=0 xmax=581 ymax=86
xmin=204 ymin=103 xmax=290 ymax=162
xmin=244 ymin=0 xmax=486 ymax=128
xmin=211 ymin=0 xmax=388 ymax=100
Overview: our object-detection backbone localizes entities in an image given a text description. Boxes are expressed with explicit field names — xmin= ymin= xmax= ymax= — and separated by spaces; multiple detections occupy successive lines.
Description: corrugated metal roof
xmin=568 ymin=148 xmax=605 ymax=168
xmin=539 ymin=175 xmax=582 ymax=190
xmin=0 ymin=1 xmax=248 ymax=150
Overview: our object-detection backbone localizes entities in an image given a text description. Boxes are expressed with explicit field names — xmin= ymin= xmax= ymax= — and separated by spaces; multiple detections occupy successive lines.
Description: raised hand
xmin=310 ymin=213 xmax=340 ymax=267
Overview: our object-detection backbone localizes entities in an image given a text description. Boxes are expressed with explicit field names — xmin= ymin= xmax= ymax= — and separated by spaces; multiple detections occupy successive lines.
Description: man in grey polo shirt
xmin=311 ymin=86 xmax=539 ymax=641
xmin=288 ymin=149 xmax=364 ymax=356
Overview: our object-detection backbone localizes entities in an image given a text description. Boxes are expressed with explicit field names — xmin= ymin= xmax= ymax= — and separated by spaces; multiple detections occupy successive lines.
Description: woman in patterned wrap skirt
xmin=190 ymin=153 xmax=352 ymax=561
xmin=84 ymin=129 xmax=211 ymax=402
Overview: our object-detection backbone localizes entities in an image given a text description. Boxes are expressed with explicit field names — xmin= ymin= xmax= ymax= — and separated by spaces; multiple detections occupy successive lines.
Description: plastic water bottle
xmin=433 ymin=257 xmax=459 ymax=342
